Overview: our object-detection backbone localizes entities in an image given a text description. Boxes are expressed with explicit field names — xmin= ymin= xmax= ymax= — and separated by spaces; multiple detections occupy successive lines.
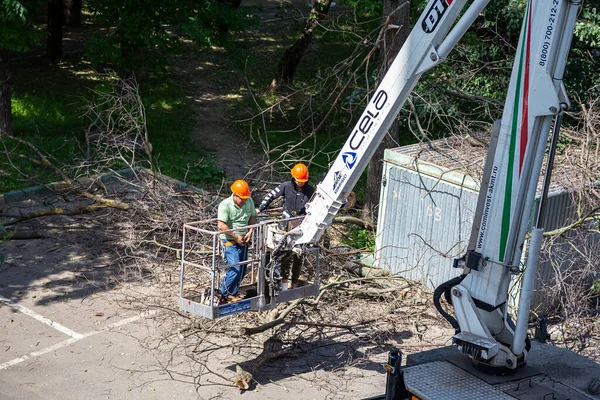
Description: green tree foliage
xmin=575 ymin=5 xmax=600 ymax=47
xmin=344 ymin=0 xmax=382 ymax=16
xmin=394 ymin=0 xmax=600 ymax=142
xmin=0 ymin=0 xmax=44 ymax=51
xmin=85 ymin=0 xmax=257 ymax=75
xmin=461 ymin=0 xmax=598 ymax=99
xmin=570 ymin=5 xmax=600 ymax=93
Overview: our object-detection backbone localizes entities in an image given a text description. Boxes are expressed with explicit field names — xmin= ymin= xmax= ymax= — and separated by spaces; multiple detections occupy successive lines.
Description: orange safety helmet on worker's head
xmin=230 ymin=180 xmax=251 ymax=199
xmin=291 ymin=163 xmax=309 ymax=183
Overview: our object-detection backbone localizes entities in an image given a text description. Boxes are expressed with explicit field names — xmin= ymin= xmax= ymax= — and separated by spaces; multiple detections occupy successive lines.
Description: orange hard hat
xmin=230 ymin=180 xmax=251 ymax=199
xmin=291 ymin=163 xmax=309 ymax=182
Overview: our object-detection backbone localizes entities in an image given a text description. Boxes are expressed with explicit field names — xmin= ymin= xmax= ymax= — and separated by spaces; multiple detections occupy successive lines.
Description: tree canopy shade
xmin=85 ymin=0 xmax=257 ymax=76
xmin=394 ymin=0 xmax=598 ymax=103
xmin=0 ymin=0 xmax=44 ymax=52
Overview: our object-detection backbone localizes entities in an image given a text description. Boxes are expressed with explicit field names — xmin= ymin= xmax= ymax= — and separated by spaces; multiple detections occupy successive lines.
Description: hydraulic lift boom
xmin=288 ymin=0 xmax=582 ymax=378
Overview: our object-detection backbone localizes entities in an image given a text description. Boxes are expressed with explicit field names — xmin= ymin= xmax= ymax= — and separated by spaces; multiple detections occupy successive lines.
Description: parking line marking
xmin=0 ymin=337 xmax=81 ymax=370
xmin=0 ymin=310 xmax=157 ymax=370
xmin=0 ymin=295 xmax=84 ymax=339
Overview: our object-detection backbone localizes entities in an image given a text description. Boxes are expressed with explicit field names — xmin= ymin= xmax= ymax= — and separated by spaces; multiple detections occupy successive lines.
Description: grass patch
xmin=3 ymin=59 xmax=93 ymax=192
xmin=140 ymin=76 xmax=224 ymax=186
xmin=2 ymin=58 xmax=222 ymax=192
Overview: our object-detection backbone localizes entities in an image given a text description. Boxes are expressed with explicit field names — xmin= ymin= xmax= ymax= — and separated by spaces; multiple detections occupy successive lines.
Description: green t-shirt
xmin=218 ymin=195 xmax=256 ymax=240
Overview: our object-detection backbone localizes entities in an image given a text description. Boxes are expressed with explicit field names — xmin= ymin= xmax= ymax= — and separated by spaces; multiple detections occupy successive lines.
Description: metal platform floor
xmin=401 ymin=342 xmax=600 ymax=400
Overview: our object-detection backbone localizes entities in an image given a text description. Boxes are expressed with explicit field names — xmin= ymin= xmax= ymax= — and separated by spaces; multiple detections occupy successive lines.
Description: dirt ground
xmin=169 ymin=51 xmax=265 ymax=181
xmin=168 ymin=0 xmax=303 ymax=181
xmin=169 ymin=0 xmax=352 ymax=182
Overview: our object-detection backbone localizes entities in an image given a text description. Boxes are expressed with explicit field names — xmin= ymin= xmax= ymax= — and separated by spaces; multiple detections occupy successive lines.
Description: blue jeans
xmin=220 ymin=241 xmax=248 ymax=296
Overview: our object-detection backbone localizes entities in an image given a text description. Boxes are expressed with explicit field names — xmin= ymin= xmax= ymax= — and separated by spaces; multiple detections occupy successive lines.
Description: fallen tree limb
xmin=283 ymin=318 xmax=380 ymax=332
xmin=332 ymin=216 xmax=374 ymax=231
xmin=240 ymin=297 xmax=304 ymax=336
xmin=1 ymin=130 xmax=72 ymax=185
xmin=3 ymin=199 xmax=129 ymax=226
xmin=343 ymin=262 xmax=390 ymax=277
xmin=282 ymin=320 xmax=355 ymax=329
xmin=1 ymin=230 xmax=45 ymax=240
xmin=340 ymin=285 xmax=410 ymax=297
xmin=234 ymin=337 xmax=296 ymax=388
xmin=543 ymin=207 xmax=600 ymax=236
xmin=79 ymin=192 xmax=130 ymax=210
xmin=240 ymin=276 xmax=406 ymax=336
xmin=243 ymin=337 xmax=286 ymax=373
xmin=399 ymin=342 xmax=448 ymax=348
xmin=0 ymin=150 xmax=46 ymax=166
xmin=238 ymin=319 xmax=380 ymax=382
xmin=320 ymin=246 xmax=364 ymax=256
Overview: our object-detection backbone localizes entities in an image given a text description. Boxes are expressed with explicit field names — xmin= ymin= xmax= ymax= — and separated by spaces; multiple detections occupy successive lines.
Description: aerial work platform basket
xmin=179 ymin=215 xmax=320 ymax=319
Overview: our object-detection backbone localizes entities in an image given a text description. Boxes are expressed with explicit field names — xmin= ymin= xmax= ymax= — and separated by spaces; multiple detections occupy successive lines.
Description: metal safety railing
xmin=179 ymin=214 xmax=320 ymax=319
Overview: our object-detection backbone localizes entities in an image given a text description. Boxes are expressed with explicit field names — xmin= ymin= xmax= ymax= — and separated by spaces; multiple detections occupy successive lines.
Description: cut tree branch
xmin=239 ymin=276 xmax=406 ymax=336
xmin=333 ymin=216 xmax=374 ymax=230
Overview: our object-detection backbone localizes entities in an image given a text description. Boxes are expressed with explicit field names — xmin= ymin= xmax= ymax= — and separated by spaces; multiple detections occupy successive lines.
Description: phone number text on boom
xmin=539 ymin=0 xmax=559 ymax=67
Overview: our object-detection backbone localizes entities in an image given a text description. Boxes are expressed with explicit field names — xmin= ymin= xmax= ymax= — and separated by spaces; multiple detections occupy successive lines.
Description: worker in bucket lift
xmin=217 ymin=180 xmax=257 ymax=302
xmin=256 ymin=163 xmax=315 ymax=290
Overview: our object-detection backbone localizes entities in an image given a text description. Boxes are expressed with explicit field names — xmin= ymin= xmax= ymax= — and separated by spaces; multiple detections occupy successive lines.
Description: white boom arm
xmin=294 ymin=0 xmax=492 ymax=245
xmin=290 ymin=0 xmax=580 ymax=370
xmin=451 ymin=0 xmax=580 ymax=368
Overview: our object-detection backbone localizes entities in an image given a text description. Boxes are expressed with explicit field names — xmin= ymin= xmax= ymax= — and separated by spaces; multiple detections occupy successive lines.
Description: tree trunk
xmin=362 ymin=0 xmax=411 ymax=221
xmin=217 ymin=0 xmax=243 ymax=43
xmin=119 ymin=43 xmax=142 ymax=83
xmin=47 ymin=0 xmax=64 ymax=62
xmin=63 ymin=0 xmax=82 ymax=27
xmin=269 ymin=0 xmax=332 ymax=90
xmin=0 ymin=51 xmax=12 ymax=136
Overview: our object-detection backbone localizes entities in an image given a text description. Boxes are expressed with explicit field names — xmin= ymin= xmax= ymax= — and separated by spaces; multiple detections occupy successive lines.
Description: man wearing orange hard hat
xmin=217 ymin=179 xmax=257 ymax=301
xmin=256 ymin=163 xmax=315 ymax=290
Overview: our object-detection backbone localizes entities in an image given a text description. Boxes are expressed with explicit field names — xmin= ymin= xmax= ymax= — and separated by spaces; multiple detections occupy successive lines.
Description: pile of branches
xmin=534 ymin=93 xmax=600 ymax=355
xmin=0 ymin=75 xmax=442 ymax=378
xmin=0 ymin=75 xmax=222 ymax=285
xmin=165 ymin=259 xmax=438 ymax=389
